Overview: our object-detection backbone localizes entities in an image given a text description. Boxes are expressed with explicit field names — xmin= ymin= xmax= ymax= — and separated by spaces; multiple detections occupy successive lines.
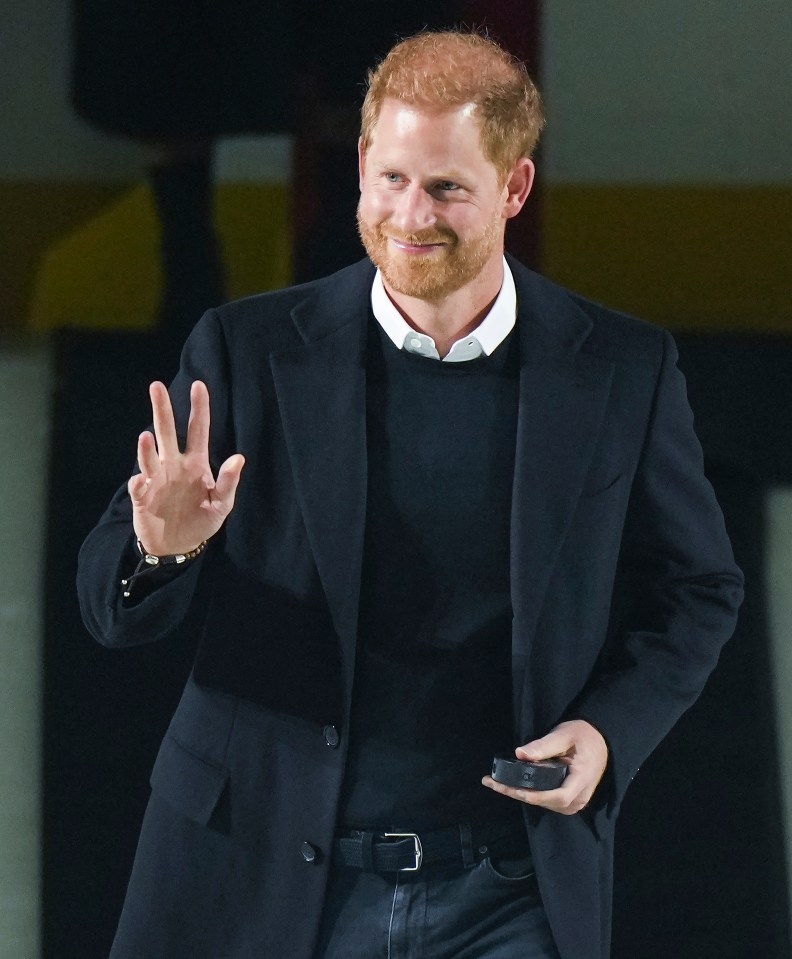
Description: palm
xmin=128 ymin=380 xmax=244 ymax=555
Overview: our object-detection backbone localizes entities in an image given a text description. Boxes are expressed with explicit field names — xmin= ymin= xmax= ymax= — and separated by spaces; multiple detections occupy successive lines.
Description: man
xmin=77 ymin=30 xmax=743 ymax=959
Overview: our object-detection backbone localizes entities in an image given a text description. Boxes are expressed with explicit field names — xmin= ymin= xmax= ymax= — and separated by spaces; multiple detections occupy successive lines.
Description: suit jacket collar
xmin=506 ymin=255 xmax=615 ymax=726
xmin=288 ymin=258 xmax=375 ymax=352
xmin=506 ymin=253 xmax=595 ymax=361
xmin=284 ymin=254 xmax=596 ymax=361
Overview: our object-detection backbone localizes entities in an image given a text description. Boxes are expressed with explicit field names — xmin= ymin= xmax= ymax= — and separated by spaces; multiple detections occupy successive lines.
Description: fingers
xmin=185 ymin=381 xmax=210 ymax=456
xmin=517 ymin=720 xmax=607 ymax=765
xmin=212 ymin=454 xmax=246 ymax=511
xmin=127 ymin=471 xmax=149 ymax=504
xmin=482 ymin=720 xmax=609 ymax=815
xmin=133 ymin=380 xmax=244 ymax=539
xmin=481 ymin=774 xmax=589 ymax=815
xmin=517 ymin=728 xmax=573 ymax=763
xmin=149 ymin=381 xmax=180 ymax=460
xmin=136 ymin=430 xmax=160 ymax=479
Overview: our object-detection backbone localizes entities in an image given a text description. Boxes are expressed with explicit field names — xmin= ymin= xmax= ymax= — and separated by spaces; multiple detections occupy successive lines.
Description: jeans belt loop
xmin=458 ymin=822 xmax=476 ymax=868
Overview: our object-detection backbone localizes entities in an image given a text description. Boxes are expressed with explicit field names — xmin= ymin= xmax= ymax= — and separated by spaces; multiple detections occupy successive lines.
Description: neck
xmin=384 ymin=258 xmax=504 ymax=358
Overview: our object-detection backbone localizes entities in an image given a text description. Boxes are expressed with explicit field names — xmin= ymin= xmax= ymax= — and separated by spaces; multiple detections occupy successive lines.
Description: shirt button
xmin=300 ymin=841 xmax=317 ymax=863
xmin=410 ymin=338 xmax=422 ymax=349
xmin=323 ymin=724 xmax=340 ymax=748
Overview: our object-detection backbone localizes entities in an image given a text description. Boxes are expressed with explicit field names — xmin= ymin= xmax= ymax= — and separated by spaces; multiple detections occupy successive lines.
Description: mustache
xmin=380 ymin=226 xmax=456 ymax=245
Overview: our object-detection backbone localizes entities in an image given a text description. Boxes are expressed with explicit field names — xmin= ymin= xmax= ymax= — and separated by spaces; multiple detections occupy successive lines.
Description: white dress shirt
xmin=370 ymin=257 xmax=517 ymax=362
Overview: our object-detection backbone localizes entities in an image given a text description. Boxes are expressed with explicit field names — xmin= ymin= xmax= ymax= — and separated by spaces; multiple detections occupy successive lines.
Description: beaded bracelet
xmin=121 ymin=539 xmax=208 ymax=598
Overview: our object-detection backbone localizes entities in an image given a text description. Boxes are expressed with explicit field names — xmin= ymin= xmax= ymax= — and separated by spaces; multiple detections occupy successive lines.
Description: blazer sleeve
xmin=76 ymin=309 xmax=234 ymax=648
xmin=571 ymin=330 xmax=744 ymax=814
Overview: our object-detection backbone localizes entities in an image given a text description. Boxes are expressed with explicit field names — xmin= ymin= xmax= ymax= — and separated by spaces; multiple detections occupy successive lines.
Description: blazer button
xmin=300 ymin=841 xmax=318 ymax=863
xmin=323 ymin=725 xmax=340 ymax=748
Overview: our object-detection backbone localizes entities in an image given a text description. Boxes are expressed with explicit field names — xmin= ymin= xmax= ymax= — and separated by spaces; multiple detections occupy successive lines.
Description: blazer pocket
xmin=150 ymin=734 xmax=230 ymax=826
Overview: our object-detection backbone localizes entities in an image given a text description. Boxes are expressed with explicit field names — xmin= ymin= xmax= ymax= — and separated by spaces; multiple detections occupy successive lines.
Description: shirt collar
xmin=370 ymin=257 xmax=517 ymax=362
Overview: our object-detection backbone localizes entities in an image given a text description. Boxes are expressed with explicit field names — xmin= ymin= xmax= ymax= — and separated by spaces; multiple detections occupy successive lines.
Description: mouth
xmin=388 ymin=237 xmax=446 ymax=255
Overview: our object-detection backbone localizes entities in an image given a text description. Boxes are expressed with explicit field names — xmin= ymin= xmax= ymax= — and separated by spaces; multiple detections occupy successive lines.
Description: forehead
xmin=367 ymin=98 xmax=493 ymax=172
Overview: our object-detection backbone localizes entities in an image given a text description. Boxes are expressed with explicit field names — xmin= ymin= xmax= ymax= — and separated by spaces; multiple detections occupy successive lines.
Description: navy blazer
xmin=77 ymin=256 xmax=743 ymax=959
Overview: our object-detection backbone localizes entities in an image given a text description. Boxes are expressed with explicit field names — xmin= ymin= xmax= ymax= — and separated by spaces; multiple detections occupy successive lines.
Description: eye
xmin=383 ymin=172 xmax=402 ymax=183
xmin=436 ymin=180 xmax=460 ymax=192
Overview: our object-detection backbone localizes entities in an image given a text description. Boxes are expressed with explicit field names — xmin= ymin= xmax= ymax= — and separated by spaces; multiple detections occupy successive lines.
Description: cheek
xmin=358 ymin=186 xmax=390 ymax=221
xmin=441 ymin=209 xmax=480 ymax=238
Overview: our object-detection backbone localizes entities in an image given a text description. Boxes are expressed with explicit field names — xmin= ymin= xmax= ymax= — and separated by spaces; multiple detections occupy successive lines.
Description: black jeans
xmin=314 ymin=855 xmax=561 ymax=959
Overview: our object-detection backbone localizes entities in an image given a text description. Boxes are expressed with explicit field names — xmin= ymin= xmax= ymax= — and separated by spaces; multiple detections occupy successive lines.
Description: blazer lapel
xmin=269 ymin=257 xmax=614 ymax=713
xmin=269 ymin=263 xmax=373 ymax=676
xmin=509 ymin=261 xmax=615 ymax=630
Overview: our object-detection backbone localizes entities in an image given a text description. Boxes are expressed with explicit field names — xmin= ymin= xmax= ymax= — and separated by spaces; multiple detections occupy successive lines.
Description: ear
xmin=358 ymin=138 xmax=366 ymax=191
xmin=502 ymin=158 xmax=535 ymax=220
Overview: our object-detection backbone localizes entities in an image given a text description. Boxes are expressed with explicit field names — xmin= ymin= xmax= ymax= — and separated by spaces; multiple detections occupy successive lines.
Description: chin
xmin=362 ymin=237 xmax=470 ymax=299
xmin=381 ymin=262 xmax=469 ymax=300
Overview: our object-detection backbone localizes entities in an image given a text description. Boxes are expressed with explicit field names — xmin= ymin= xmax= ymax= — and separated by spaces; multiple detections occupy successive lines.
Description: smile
xmin=389 ymin=239 xmax=446 ymax=255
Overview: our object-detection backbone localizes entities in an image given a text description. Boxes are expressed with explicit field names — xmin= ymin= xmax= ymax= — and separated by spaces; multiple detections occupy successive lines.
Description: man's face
xmin=357 ymin=99 xmax=511 ymax=301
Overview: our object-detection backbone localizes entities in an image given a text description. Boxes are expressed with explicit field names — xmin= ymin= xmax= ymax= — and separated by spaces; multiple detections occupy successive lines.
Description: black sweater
xmin=340 ymin=321 xmax=524 ymax=830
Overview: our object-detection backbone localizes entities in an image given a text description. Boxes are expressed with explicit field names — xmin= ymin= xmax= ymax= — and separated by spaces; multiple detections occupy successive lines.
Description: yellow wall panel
xmin=542 ymin=186 xmax=792 ymax=332
xmin=28 ymin=182 xmax=292 ymax=332
xmin=0 ymin=182 xmax=127 ymax=334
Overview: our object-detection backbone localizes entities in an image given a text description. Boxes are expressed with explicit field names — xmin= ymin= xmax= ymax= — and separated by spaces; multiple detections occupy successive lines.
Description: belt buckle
xmin=383 ymin=832 xmax=424 ymax=872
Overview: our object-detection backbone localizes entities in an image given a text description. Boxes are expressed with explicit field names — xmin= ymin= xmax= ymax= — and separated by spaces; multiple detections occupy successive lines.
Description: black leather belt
xmin=333 ymin=822 xmax=529 ymax=874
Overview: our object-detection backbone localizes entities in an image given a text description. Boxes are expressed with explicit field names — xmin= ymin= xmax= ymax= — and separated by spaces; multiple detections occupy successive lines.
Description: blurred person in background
xmin=71 ymin=0 xmax=294 ymax=348
xmin=70 ymin=0 xmax=462 ymax=354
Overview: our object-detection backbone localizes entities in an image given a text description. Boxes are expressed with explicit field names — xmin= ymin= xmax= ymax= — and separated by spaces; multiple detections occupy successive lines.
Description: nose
xmin=391 ymin=185 xmax=436 ymax=234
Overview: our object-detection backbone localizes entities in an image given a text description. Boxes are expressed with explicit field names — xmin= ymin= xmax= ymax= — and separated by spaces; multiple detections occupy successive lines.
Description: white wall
xmin=0 ymin=0 xmax=144 ymax=178
xmin=541 ymin=0 xmax=792 ymax=183
xmin=0 ymin=346 xmax=51 ymax=959
xmin=766 ymin=487 xmax=792 ymax=924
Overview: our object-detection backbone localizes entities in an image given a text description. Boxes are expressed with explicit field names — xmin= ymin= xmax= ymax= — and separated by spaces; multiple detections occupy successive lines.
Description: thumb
xmin=516 ymin=728 xmax=571 ymax=762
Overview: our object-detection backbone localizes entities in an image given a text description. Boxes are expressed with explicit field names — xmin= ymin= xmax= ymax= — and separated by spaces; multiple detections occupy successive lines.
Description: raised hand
xmin=482 ymin=719 xmax=608 ymax=815
xmin=128 ymin=380 xmax=245 ymax=556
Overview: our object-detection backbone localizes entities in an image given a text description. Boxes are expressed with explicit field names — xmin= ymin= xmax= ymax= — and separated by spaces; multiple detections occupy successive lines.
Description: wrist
xmin=136 ymin=538 xmax=207 ymax=564
xmin=121 ymin=538 xmax=208 ymax=599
